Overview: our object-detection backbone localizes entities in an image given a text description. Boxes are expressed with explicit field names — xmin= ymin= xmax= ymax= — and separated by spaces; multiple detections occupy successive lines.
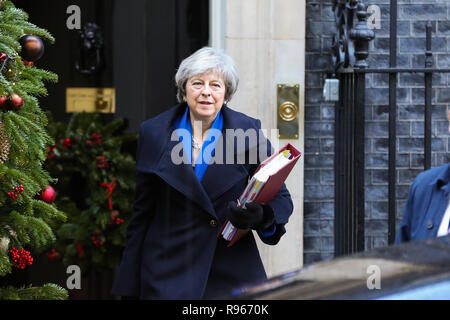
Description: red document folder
xmin=218 ymin=143 xmax=301 ymax=246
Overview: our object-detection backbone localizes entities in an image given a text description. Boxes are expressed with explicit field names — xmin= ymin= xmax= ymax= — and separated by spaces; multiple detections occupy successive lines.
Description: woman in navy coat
xmin=111 ymin=47 xmax=293 ymax=299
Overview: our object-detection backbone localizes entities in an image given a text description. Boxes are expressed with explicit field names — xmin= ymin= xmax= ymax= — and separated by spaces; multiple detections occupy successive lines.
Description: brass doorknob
xmin=96 ymin=98 xmax=108 ymax=110
xmin=279 ymin=101 xmax=298 ymax=121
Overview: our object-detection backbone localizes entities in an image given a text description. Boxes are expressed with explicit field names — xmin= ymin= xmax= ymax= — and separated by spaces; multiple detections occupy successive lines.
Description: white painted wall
xmin=210 ymin=0 xmax=306 ymax=277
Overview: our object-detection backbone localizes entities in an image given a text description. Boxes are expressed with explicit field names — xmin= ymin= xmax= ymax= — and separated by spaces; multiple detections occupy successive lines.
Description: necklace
xmin=192 ymin=137 xmax=201 ymax=150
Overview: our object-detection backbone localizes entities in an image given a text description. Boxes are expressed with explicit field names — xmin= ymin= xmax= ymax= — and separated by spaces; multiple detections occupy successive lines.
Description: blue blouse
xmin=174 ymin=106 xmax=223 ymax=181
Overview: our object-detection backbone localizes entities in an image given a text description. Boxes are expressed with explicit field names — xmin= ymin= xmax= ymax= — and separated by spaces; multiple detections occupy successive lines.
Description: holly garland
xmin=44 ymin=112 xmax=137 ymax=274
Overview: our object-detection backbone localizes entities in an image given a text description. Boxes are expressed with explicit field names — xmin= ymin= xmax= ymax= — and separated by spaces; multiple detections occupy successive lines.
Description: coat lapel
xmin=200 ymin=106 xmax=252 ymax=202
xmin=157 ymin=136 xmax=217 ymax=218
xmin=143 ymin=104 xmax=255 ymax=218
xmin=142 ymin=103 xmax=217 ymax=219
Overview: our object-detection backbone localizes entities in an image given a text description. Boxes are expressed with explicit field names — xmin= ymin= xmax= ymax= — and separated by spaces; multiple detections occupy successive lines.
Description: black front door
xmin=13 ymin=0 xmax=209 ymax=132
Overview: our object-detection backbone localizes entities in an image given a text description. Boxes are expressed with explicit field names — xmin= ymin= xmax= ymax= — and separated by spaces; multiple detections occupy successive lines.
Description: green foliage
xmin=45 ymin=112 xmax=137 ymax=274
xmin=0 ymin=283 xmax=68 ymax=300
xmin=0 ymin=0 xmax=67 ymax=300
xmin=0 ymin=251 xmax=12 ymax=276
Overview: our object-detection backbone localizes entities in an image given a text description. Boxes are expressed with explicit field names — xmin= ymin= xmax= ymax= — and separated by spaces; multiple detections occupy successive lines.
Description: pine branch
xmin=15 ymin=80 xmax=47 ymax=96
xmin=0 ymin=283 xmax=68 ymax=300
xmin=9 ymin=111 xmax=47 ymax=138
xmin=27 ymin=216 xmax=56 ymax=248
xmin=0 ymin=162 xmax=7 ymax=179
xmin=8 ymin=210 xmax=30 ymax=244
xmin=27 ymin=167 xmax=54 ymax=191
xmin=32 ymin=199 xmax=67 ymax=223
xmin=0 ymin=74 xmax=14 ymax=96
xmin=4 ymin=111 xmax=53 ymax=165
xmin=19 ymin=22 xmax=55 ymax=44
xmin=1 ymin=7 xmax=28 ymax=22
xmin=0 ymin=23 xmax=22 ymax=38
xmin=0 ymin=286 xmax=20 ymax=299
xmin=21 ymin=66 xmax=58 ymax=83
xmin=4 ymin=166 xmax=27 ymax=187
xmin=2 ymin=113 xmax=26 ymax=153
xmin=0 ymin=33 xmax=20 ymax=52
xmin=8 ymin=211 xmax=56 ymax=248
xmin=0 ymin=40 xmax=16 ymax=56
xmin=17 ymin=96 xmax=37 ymax=113
xmin=0 ymin=251 xmax=12 ymax=276
xmin=21 ymin=108 xmax=50 ymax=130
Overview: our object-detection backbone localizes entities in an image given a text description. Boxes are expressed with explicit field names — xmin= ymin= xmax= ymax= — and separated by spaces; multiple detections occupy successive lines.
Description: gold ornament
xmin=0 ymin=121 xmax=9 ymax=163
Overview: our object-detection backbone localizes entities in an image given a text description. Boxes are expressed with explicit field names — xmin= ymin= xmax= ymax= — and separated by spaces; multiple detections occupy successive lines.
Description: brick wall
xmin=304 ymin=0 xmax=450 ymax=265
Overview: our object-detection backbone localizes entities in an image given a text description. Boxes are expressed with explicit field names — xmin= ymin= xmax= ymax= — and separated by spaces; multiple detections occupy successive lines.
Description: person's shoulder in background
xmin=412 ymin=163 xmax=450 ymax=189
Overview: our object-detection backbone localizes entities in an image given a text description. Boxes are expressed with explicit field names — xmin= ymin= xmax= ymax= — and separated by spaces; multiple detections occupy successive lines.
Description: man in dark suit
xmin=396 ymin=110 xmax=450 ymax=243
xmin=111 ymin=47 xmax=293 ymax=299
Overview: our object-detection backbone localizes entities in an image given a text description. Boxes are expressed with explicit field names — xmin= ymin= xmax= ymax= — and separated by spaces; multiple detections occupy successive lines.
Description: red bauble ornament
xmin=19 ymin=35 xmax=44 ymax=62
xmin=10 ymin=93 xmax=23 ymax=110
xmin=0 ymin=96 xmax=8 ymax=110
xmin=40 ymin=185 xmax=56 ymax=204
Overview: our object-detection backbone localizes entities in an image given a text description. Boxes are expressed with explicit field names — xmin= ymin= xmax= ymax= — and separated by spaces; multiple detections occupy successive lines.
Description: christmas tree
xmin=45 ymin=112 xmax=136 ymax=274
xmin=0 ymin=1 xmax=67 ymax=299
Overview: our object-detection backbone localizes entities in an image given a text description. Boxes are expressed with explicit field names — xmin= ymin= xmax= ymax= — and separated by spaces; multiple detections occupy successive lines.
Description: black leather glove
xmin=226 ymin=201 xmax=275 ymax=230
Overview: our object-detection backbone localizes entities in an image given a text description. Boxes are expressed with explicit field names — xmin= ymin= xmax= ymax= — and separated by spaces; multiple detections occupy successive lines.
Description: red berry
xmin=9 ymin=248 xmax=33 ymax=269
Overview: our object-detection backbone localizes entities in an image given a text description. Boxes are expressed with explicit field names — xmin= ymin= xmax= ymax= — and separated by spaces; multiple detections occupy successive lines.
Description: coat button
xmin=426 ymin=220 xmax=433 ymax=230
xmin=209 ymin=219 xmax=218 ymax=228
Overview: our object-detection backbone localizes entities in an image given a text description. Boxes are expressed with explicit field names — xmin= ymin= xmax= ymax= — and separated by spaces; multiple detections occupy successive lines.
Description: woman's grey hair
xmin=175 ymin=47 xmax=239 ymax=103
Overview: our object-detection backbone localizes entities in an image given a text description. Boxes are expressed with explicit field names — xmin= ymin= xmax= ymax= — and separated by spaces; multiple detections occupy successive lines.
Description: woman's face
xmin=185 ymin=72 xmax=226 ymax=123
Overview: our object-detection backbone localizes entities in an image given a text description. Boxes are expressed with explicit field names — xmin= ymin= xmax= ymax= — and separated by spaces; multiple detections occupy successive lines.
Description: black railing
xmin=330 ymin=0 xmax=450 ymax=256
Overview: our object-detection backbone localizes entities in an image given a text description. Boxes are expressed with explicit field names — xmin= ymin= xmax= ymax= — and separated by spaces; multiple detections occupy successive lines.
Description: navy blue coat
xmin=396 ymin=163 xmax=450 ymax=243
xmin=111 ymin=103 xmax=293 ymax=299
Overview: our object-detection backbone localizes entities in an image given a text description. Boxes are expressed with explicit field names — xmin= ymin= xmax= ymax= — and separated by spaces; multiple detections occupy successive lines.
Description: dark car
xmin=228 ymin=235 xmax=450 ymax=299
